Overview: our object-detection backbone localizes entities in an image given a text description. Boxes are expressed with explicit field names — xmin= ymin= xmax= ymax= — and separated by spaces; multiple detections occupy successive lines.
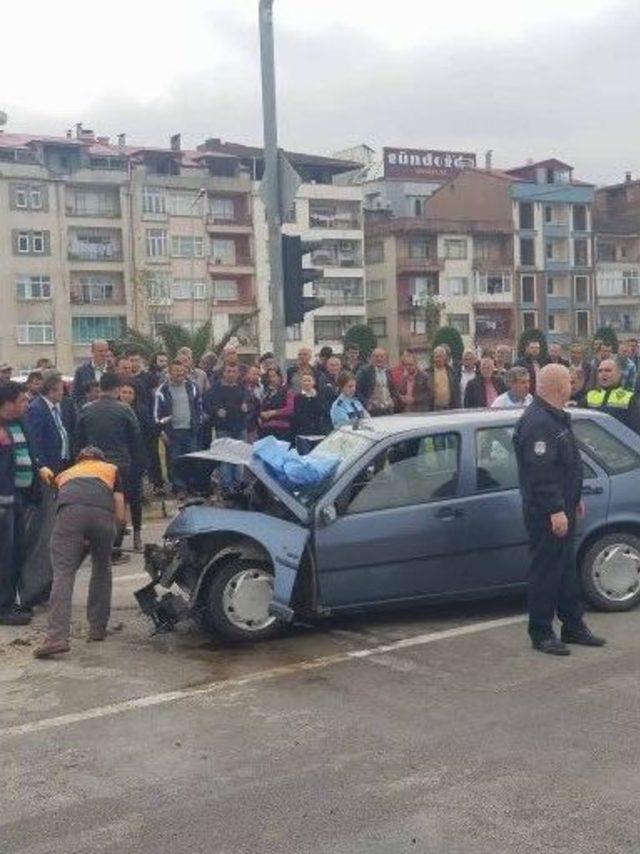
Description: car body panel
xmin=165 ymin=506 xmax=309 ymax=620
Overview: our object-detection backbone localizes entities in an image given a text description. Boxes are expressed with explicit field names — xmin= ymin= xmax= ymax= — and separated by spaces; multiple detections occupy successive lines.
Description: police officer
xmin=514 ymin=364 xmax=606 ymax=655
xmin=583 ymin=358 xmax=640 ymax=434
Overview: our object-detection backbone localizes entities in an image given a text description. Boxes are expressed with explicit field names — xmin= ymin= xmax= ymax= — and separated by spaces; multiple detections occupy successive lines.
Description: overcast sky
xmin=2 ymin=0 xmax=638 ymax=184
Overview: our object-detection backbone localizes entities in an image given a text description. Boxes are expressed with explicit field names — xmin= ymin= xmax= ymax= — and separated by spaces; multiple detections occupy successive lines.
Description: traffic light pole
xmin=259 ymin=0 xmax=287 ymax=369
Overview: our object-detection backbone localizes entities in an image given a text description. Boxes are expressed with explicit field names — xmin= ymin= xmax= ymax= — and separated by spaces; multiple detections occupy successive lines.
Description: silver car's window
xmin=475 ymin=426 xmax=519 ymax=493
xmin=344 ymin=433 xmax=460 ymax=515
xmin=309 ymin=430 xmax=375 ymax=476
xmin=573 ymin=420 xmax=640 ymax=475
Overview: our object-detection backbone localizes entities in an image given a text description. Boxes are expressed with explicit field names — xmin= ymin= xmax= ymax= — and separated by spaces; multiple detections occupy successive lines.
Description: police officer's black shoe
xmin=560 ymin=624 xmax=607 ymax=647
xmin=532 ymin=635 xmax=571 ymax=656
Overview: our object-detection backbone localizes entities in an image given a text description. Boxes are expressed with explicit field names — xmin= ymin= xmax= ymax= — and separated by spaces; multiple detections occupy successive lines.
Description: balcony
xmin=309 ymin=215 xmax=362 ymax=232
xmin=547 ymin=296 xmax=571 ymax=310
xmin=70 ymin=285 xmax=125 ymax=306
xmin=208 ymin=254 xmax=253 ymax=275
xmin=474 ymin=273 xmax=513 ymax=302
xmin=66 ymin=204 xmax=121 ymax=219
xmin=543 ymin=223 xmax=570 ymax=237
xmin=396 ymin=256 xmax=443 ymax=274
xmin=311 ymin=252 xmax=363 ymax=270
xmin=545 ymin=259 xmax=571 ymax=272
xmin=206 ymin=214 xmax=253 ymax=234
xmin=68 ymin=246 xmax=123 ymax=262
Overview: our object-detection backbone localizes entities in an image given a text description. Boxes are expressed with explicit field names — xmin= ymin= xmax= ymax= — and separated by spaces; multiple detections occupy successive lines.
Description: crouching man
xmin=33 ymin=447 xmax=126 ymax=659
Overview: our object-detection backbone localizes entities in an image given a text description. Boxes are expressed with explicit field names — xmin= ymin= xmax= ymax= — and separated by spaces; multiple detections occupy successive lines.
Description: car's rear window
xmin=573 ymin=419 xmax=640 ymax=475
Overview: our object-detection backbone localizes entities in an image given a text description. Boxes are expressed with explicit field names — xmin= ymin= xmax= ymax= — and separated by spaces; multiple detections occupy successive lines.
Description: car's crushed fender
xmin=165 ymin=506 xmax=310 ymax=622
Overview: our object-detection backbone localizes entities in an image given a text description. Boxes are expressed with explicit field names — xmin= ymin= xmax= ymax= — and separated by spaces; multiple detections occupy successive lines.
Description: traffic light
xmin=281 ymin=235 xmax=325 ymax=327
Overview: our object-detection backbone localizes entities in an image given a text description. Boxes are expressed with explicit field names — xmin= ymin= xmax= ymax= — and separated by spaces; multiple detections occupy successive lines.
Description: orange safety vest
xmin=55 ymin=460 xmax=118 ymax=492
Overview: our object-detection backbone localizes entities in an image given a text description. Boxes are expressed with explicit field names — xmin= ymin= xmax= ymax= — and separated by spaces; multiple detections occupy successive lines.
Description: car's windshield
xmin=308 ymin=428 xmax=376 ymax=477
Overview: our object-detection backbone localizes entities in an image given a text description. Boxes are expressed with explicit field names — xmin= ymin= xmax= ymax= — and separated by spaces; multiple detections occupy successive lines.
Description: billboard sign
xmin=383 ymin=147 xmax=476 ymax=181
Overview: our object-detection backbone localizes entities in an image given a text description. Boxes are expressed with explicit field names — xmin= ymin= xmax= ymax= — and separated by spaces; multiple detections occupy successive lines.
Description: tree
xmin=344 ymin=324 xmax=377 ymax=360
xmin=421 ymin=295 xmax=446 ymax=352
xmin=433 ymin=326 xmax=464 ymax=363
xmin=114 ymin=309 xmax=259 ymax=364
xmin=594 ymin=325 xmax=619 ymax=352
xmin=518 ymin=327 xmax=549 ymax=359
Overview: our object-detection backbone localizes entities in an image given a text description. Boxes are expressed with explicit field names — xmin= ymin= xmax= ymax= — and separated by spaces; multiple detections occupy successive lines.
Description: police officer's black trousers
xmin=525 ymin=512 xmax=583 ymax=641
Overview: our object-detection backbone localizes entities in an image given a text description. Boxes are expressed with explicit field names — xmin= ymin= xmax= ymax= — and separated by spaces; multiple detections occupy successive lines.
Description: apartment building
xmin=364 ymin=170 xmax=516 ymax=360
xmin=593 ymin=176 xmax=640 ymax=336
xmin=508 ymin=159 xmax=595 ymax=343
xmin=0 ymin=125 xmax=133 ymax=372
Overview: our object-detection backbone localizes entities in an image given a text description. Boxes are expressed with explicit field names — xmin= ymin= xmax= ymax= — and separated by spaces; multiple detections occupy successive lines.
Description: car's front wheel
xmin=580 ymin=532 xmax=640 ymax=611
xmin=199 ymin=558 xmax=283 ymax=642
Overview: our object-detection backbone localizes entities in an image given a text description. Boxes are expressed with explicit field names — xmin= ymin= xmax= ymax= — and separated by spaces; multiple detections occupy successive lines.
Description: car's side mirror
xmin=320 ymin=504 xmax=337 ymax=526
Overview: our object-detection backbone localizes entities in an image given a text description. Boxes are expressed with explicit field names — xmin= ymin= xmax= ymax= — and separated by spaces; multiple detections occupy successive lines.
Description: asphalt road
xmin=1 ymin=520 xmax=639 ymax=854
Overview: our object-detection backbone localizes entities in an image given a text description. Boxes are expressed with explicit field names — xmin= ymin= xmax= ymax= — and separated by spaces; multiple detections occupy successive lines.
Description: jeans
xmin=217 ymin=429 xmax=246 ymax=493
xmin=0 ymin=504 xmax=17 ymax=612
xmin=167 ymin=430 xmax=197 ymax=492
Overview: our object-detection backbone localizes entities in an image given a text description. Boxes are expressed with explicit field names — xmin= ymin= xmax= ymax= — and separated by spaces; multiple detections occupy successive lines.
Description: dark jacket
xmin=397 ymin=370 xmax=432 ymax=412
xmin=515 ymin=355 xmax=549 ymax=395
xmin=72 ymin=362 xmax=104 ymax=405
xmin=154 ymin=379 xmax=201 ymax=436
xmin=513 ymin=396 xmax=582 ymax=516
xmin=24 ymin=395 xmax=69 ymax=473
xmin=355 ymin=365 xmax=399 ymax=413
xmin=293 ymin=393 xmax=326 ymax=437
xmin=76 ymin=396 xmax=146 ymax=470
xmin=425 ymin=366 xmax=461 ymax=410
xmin=0 ymin=423 xmax=15 ymax=503
xmin=203 ymin=383 xmax=249 ymax=435
xmin=463 ymin=375 xmax=507 ymax=409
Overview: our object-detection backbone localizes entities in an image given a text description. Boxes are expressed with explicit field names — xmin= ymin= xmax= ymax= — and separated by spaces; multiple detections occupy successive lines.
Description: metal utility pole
xmin=259 ymin=0 xmax=286 ymax=368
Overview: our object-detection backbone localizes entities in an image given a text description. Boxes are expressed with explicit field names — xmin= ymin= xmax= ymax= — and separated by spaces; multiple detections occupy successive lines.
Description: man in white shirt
xmin=458 ymin=349 xmax=478 ymax=399
xmin=492 ymin=366 xmax=533 ymax=409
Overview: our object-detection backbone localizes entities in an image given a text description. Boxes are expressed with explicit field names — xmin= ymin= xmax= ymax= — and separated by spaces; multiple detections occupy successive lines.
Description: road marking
xmin=112 ymin=572 xmax=148 ymax=584
xmin=0 ymin=614 xmax=525 ymax=740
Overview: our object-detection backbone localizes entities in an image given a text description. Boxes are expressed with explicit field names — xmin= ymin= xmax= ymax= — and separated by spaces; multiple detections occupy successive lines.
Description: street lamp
xmin=189 ymin=188 xmax=208 ymax=331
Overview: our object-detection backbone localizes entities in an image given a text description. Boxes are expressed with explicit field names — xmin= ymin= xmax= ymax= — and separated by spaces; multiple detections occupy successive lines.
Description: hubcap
xmin=221 ymin=568 xmax=276 ymax=632
xmin=592 ymin=543 xmax=640 ymax=602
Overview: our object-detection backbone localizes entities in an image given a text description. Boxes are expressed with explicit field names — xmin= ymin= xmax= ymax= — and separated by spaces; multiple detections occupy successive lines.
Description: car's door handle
xmin=436 ymin=507 xmax=464 ymax=520
xmin=582 ymin=485 xmax=604 ymax=496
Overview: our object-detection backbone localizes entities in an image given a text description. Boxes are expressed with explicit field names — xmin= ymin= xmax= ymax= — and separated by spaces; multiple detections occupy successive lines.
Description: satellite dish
xmin=0 ymin=112 xmax=7 ymax=127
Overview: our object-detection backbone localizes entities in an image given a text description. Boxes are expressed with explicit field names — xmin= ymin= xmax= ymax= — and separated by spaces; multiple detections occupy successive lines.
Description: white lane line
xmin=0 ymin=614 xmax=525 ymax=740
xmin=112 ymin=572 xmax=148 ymax=584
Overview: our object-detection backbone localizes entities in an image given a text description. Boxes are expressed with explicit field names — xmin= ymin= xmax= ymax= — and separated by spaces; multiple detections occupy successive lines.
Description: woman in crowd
xmin=118 ymin=382 xmax=151 ymax=550
xmin=244 ymin=364 xmax=264 ymax=443
xmin=258 ymin=367 xmax=294 ymax=442
xmin=293 ymin=370 xmax=325 ymax=441
xmin=331 ymin=371 xmax=370 ymax=428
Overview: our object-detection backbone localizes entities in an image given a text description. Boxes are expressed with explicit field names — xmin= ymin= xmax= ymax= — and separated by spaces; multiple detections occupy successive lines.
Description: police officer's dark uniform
xmin=513 ymin=396 xmax=605 ymax=654
xmin=584 ymin=386 xmax=640 ymax=435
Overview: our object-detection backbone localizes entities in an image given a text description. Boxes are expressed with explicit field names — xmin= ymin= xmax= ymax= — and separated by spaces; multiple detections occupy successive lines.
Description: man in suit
xmin=356 ymin=348 xmax=399 ymax=417
xmin=22 ymin=372 xmax=72 ymax=607
xmin=464 ymin=355 xmax=507 ymax=408
xmin=72 ymin=339 xmax=110 ymax=406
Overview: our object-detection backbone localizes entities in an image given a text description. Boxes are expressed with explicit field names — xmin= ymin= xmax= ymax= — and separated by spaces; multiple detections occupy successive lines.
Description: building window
xmin=12 ymin=183 xmax=45 ymax=210
xmin=169 ymin=191 xmax=206 ymax=217
xmin=447 ymin=313 xmax=470 ymax=334
xmin=171 ymin=235 xmax=204 ymax=257
xmin=211 ymin=239 xmax=236 ymax=264
xmin=545 ymin=242 xmax=554 ymax=261
xmin=576 ymin=310 xmax=590 ymax=337
xmin=548 ymin=313 xmax=556 ymax=332
xmin=68 ymin=188 xmax=119 ymax=216
xmin=313 ymin=279 xmax=364 ymax=306
xmin=366 ymin=279 xmax=385 ymax=300
xmin=72 ymin=276 xmax=117 ymax=303
xmin=443 ymin=277 xmax=469 ymax=296
xmin=575 ymin=276 xmax=589 ymax=303
xmin=364 ymin=241 xmax=384 ymax=264
xmin=368 ymin=317 xmax=387 ymax=338
xmin=477 ymin=274 xmax=511 ymax=295
xmin=143 ymin=187 xmax=167 ymax=215
xmin=519 ymin=202 xmax=534 ymax=230
xmin=17 ymin=232 xmax=30 ymax=253
xmin=444 ymin=239 xmax=467 ymax=260
xmin=286 ymin=324 xmax=302 ymax=342
xmin=409 ymin=276 xmax=439 ymax=301
xmin=598 ymin=242 xmax=616 ymax=262
xmin=17 ymin=322 xmax=54 ymax=345
xmin=544 ymin=205 xmax=552 ymax=224
xmin=547 ymin=277 xmax=554 ymax=295
xmin=521 ymin=275 xmax=535 ymax=303
xmin=147 ymin=274 xmax=172 ymax=305
xmin=71 ymin=316 xmax=125 ymax=345
xmin=15 ymin=187 xmax=28 ymax=208
xmin=146 ymin=228 xmax=168 ymax=257
xmin=623 ymin=270 xmax=640 ymax=296
xmin=210 ymin=198 xmax=235 ymax=221
xmin=520 ymin=238 xmax=535 ymax=266
xmin=212 ymin=279 xmax=239 ymax=301
xmin=171 ymin=280 xmax=208 ymax=300
xmin=16 ymin=275 xmax=51 ymax=301
xmin=410 ymin=315 xmax=427 ymax=335
xmin=32 ymin=232 xmax=45 ymax=253
xmin=408 ymin=239 xmax=429 ymax=259
xmin=573 ymin=205 xmax=587 ymax=232
xmin=574 ymin=239 xmax=589 ymax=266
xmin=314 ymin=316 xmax=360 ymax=344
xmin=522 ymin=311 xmax=537 ymax=331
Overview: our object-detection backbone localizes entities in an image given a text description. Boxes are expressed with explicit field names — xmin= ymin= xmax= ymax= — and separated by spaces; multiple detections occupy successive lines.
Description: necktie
xmin=52 ymin=404 xmax=69 ymax=461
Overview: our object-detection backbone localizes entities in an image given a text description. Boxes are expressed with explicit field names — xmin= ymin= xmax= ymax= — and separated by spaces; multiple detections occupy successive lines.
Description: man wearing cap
xmin=33 ymin=447 xmax=126 ymax=658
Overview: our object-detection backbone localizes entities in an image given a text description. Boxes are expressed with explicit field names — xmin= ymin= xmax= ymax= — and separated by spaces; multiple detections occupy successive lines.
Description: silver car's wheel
xmin=222 ymin=568 xmax=276 ymax=632
xmin=199 ymin=558 xmax=283 ymax=642
xmin=581 ymin=533 xmax=640 ymax=611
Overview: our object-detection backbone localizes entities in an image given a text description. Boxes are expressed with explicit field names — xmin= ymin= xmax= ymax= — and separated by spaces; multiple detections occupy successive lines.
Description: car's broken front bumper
xmin=134 ymin=542 xmax=191 ymax=633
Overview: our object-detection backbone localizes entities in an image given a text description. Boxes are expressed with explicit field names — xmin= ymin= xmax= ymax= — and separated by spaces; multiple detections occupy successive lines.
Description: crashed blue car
xmin=136 ymin=409 xmax=640 ymax=642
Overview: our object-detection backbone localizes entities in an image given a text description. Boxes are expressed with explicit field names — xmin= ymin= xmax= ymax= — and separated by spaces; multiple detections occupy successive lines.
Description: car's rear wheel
xmin=580 ymin=533 xmax=640 ymax=611
xmin=199 ymin=558 xmax=283 ymax=642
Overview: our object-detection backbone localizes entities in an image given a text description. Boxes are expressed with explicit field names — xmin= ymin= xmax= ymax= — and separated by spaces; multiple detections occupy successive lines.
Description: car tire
xmin=580 ymin=532 xmax=640 ymax=612
xmin=199 ymin=558 xmax=284 ymax=642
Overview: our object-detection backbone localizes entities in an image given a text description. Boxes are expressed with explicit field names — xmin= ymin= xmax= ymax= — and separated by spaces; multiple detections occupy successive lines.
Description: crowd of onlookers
xmin=1 ymin=331 xmax=640 ymax=628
